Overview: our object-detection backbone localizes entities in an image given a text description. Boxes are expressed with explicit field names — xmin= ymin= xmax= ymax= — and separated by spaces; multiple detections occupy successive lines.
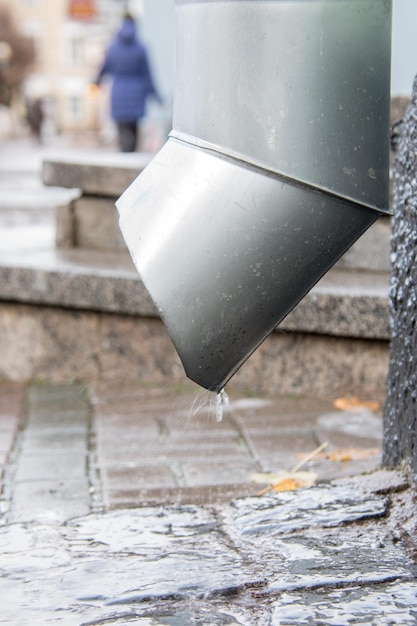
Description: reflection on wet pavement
xmin=1 ymin=489 xmax=417 ymax=625
xmin=274 ymin=582 xmax=417 ymax=625
xmin=0 ymin=382 xmax=416 ymax=624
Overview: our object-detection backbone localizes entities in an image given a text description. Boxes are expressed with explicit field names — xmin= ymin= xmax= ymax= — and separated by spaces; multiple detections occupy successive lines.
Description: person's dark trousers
xmin=117 ymin=121 xmax=138 ymax=152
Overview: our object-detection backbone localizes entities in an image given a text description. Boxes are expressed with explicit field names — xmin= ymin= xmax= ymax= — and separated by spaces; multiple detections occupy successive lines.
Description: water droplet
xmin=215 ymin=388 xmax=229 ymax=422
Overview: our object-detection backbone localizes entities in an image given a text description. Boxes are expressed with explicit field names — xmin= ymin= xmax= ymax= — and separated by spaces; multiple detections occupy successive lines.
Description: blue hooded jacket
xmin=97 ymin=18 xmax=160 ymax=122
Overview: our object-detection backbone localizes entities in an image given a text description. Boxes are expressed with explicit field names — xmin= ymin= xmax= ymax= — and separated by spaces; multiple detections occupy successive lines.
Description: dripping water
xmin=215 ymin=388 xmax=229 ymax=422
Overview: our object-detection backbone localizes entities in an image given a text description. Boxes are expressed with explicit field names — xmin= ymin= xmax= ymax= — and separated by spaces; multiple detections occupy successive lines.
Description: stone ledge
xmin=42 ymin=151 xmax=151 ymax=197
xmin=283 ymin=269 xmax=390 ymax=340
xmin=0 ymin=248 xmax=155 ymax=316
xmin=0 ymin=301 xmax=388 ymax=398
xmin=335 ymin=216 xmax=391 ymax=273
xmin=56 ymin=197 xmax=127 ymax=250
xmin=0 ymin=246 xmax=390 ymax=340
xmin=42 ymin=153 xmax=393 ymax=278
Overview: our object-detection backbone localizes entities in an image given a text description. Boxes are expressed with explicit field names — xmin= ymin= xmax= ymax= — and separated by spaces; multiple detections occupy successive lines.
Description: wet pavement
xmin=0 ymin=136 xmax=416 ymax=623
xmin=1 ymin=380 xmax=417 ymax=625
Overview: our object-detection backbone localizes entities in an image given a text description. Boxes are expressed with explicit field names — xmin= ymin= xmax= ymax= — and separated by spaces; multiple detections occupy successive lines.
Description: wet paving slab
xmin=1 ymin=487 xmax=417 ymax=625
xmin=271 ymin=582 xmax=417 ymax=625
xmin=88 ymin=380 xmax=385 ymax=509
xmin=0 ymin=381 xmax=416 ymax=624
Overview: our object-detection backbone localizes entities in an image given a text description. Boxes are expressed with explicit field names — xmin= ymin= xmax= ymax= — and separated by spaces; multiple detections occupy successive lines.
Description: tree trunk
xmin=383 ymin=77 xmax=417 ymax=475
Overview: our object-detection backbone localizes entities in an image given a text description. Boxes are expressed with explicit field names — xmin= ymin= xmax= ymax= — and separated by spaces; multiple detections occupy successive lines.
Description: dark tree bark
xmin=383 ymin=77 xmax=417 ymax=476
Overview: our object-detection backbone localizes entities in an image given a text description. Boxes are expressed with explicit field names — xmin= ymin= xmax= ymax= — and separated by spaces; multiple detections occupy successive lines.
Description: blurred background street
xmin=0 ymin=136 xmax=80 ymax=251
xmin=0 ymin=0 xmax=175 ymax=251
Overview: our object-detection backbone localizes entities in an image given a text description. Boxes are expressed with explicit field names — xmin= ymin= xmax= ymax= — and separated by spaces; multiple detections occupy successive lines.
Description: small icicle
xmin=215 ymin=388 xmax=229 ymax=422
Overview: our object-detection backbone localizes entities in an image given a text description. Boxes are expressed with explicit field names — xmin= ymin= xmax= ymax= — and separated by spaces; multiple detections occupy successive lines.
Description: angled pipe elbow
xmin=117 ymin=0 xmax=392 ymax=392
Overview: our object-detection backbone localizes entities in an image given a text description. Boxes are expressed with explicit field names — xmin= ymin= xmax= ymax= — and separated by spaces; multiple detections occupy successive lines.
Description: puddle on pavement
xmin=0 ymin=505 xmax=262 ymax=625
xmin=317 ymin=408 xmax=383 ymax=440
xmin=1 ymin=490 xmax=417 ymax=624
xmin=272 ymin=581 xmax=417 ymax=625
xmin=227 ymin=483 xmax=388 ymax=535
xmin=60 ymin=506 xmax=252 ymax=607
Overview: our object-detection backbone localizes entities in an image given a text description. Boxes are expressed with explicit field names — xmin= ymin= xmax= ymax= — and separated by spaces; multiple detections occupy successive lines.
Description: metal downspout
xmin=117 ymin=0 xmax=392 ymax=392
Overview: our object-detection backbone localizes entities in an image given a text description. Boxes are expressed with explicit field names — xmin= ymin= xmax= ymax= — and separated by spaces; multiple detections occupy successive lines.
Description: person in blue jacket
xmin=96 ymin=13 xmax=162 ymax=152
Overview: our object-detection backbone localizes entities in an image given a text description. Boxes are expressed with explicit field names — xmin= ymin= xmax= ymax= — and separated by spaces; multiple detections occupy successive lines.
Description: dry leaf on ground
xmin=253 ymin=442 xmax=326 ymax=495
xmin=333 ymin=396 xmax=381 ymax=412
xmin=296 ymin=447 xmax=381 ymax=463
xmin=251 ymin=470 xmax=318 ymax=495
xmin=327 ymin=447 xmax=381 ymax=462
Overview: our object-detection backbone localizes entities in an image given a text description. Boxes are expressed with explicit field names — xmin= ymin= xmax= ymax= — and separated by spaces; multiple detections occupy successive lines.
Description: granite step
xmin=0 ymin=237 xmax=390 ymax=398
xmin=0 ymin=245 xmax=390 ymax=341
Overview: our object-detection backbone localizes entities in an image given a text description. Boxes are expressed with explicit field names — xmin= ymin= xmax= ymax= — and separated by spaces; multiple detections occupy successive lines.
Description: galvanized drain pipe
xmin=117 ymin=0 xmax=392 ymax=392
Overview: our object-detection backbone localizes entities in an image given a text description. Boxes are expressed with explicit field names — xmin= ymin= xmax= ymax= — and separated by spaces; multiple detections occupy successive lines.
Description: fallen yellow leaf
xmin=269 ymin=476 xmax=309 ymax=493
xmin=295 ymin=447 xmax=381 ymax=463
xmin=329 ymin=451 xmax=353 ymax=462
xmin=333 ymin=396 xmax=381 ymax=412
xmin=327 ymin=447 xmax=381 ymax=462
xmin=252 ymin=470 xmax=318 ymax=495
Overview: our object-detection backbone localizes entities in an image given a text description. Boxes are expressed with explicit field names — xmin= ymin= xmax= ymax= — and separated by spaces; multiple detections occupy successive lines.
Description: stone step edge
xmin=0 ymin=253 xmax=390 ymax=341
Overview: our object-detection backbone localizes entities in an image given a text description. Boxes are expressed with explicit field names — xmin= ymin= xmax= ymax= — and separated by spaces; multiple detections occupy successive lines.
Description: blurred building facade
xmin=0 ymin=0 xmax=151 ymax=136
xmin=2 ymin=0 xmax=414 ymax=143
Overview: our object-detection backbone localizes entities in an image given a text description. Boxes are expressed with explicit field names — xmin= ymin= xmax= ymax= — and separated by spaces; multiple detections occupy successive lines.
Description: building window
xmin=68 ymin=94 xmax=83 ymax=123
xmin=67 ymin=37 xmax=84 ymax=66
